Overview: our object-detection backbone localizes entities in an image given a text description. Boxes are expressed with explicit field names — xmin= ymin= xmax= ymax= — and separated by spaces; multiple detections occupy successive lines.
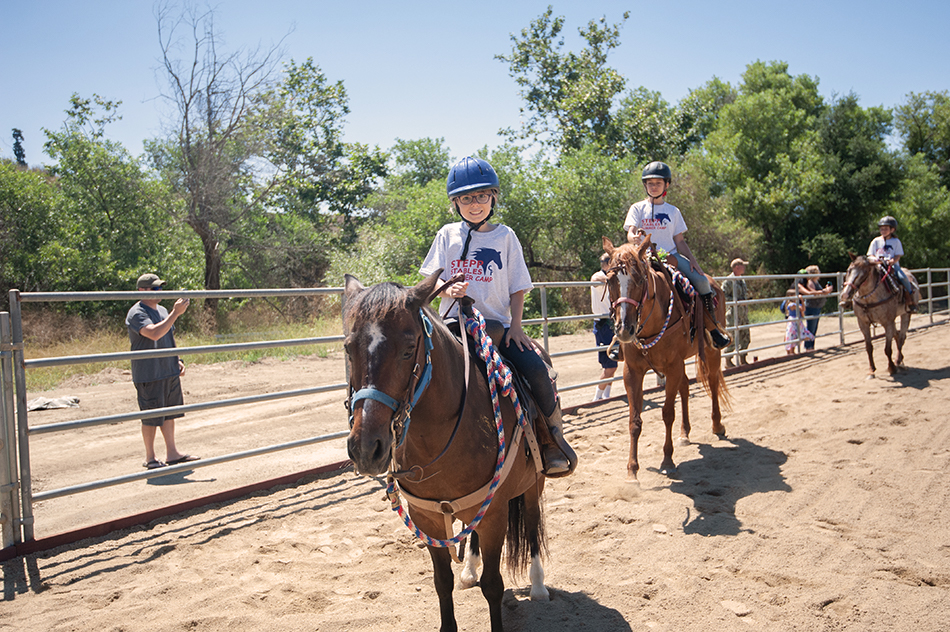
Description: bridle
xmin=347 ymin=307 xmax=434 ymax=449
xmin=608 ymin=257 xmax=670 ymax=348
xmin=843 ymin=261 xmax=896 ymax=309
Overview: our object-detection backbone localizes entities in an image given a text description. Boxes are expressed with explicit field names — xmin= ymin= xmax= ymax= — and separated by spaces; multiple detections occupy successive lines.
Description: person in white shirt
xmin=590 ymin=253 xmax=618 ymax=400
xmin=866 ymin=215 xmax=916 ymax=311
xmin=623 ymin=161 xmax=731 ymax=348
xmin=421 ymin=156 xmax=577 ymax=477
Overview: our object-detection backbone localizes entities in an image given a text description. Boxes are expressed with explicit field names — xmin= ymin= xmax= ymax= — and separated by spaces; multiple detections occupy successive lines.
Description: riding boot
xmin=700 ymin=293 xmax=732 ymax=349
xmin=540 ymin=405 xmax=577 ymax=478
xmin=606 ymin=335 xmax=623 ymax=362
xmin=904 ymin=290 xmax=917 ymax=313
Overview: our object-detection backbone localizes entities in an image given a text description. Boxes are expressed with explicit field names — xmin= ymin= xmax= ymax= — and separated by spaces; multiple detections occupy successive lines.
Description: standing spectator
xmin=721 ymin=258 xmax=751 ymax=367
xmin=795 ymin=265 xmax=832 ymax=352
xmin=782 ymin=289 xmax=814 ymax=355
xmin=591 ymin=253 xmax=618 ymax=401
xmin=126 ymin=273 xmax=200 ymax=469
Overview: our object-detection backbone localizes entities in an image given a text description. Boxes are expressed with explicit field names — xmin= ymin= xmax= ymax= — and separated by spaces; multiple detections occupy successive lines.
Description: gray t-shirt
xmin=126 ymin=302 xmax=180 ymax=383
xmin=420 ymin=222 xmax=534 ymax=326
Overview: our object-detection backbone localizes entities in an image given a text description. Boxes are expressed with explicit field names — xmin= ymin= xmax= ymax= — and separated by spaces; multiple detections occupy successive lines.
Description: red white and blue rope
xmin=386 ymin=306 xmax=529 ymax=548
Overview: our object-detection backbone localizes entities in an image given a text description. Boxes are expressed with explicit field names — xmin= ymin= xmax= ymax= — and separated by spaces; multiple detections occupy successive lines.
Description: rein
xmin=848 ymin=264 xmax=897 ymax=309
xmin=611 ymin=262 xmax=676 ymax=351
xmin=385 ymin=305 xmax=538 ymax=555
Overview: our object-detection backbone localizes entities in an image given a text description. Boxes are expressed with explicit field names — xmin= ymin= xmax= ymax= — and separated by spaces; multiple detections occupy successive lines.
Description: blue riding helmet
xmin=447 ymin=157 xmax=499 ymax=198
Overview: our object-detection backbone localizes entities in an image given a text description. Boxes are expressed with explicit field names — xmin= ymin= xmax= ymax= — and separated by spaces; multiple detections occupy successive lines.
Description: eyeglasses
xmin=455 ymin=193 xmax=492 ymax=206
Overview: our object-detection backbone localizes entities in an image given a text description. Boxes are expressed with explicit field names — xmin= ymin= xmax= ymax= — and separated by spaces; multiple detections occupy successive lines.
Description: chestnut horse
xmin=602 ymin=236 xmax=729 ymax=481
xmin=839 ymin=253 xmax=919 ymax=376
xmin=343 ymin=270 xmax=548 ymax=632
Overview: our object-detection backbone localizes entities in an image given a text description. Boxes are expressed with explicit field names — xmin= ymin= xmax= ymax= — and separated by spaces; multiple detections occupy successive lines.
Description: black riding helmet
xmin=878 ymin=215 xmax=898 ymax=229
xmin=641 ymin=161 xmax=672 ymax=182
xmin=641 ymin=161 xmax=672 ymax=202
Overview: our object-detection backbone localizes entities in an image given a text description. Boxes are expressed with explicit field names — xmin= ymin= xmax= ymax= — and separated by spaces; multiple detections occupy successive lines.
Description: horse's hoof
xmin=675 ymin=436 xmax=690 ymax=447
xmin=458 ymin=574 xmax=478 ymax=590
xmin=866 ymin=374 xmax=876 ymax=380
xmin=530 ymin=585 xmax=550 ymax=601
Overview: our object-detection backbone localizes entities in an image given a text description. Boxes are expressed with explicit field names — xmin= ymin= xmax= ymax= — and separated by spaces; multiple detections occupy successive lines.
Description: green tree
xmin=886 ymin=154 xmax=950 ymax=269
xmin=152 ymin=7 xmax=383 ymax=311
xmin=12 ymin=129 xmax=27 ymax=167
xmin=43 ymin=94 xmax=190 ymax=297
xmin=389 ymin=137 xmax=451 ymax=188
xmin=0 ymin=161 xmax=59 ymax=305
xmin=498 ymin=6 xmax=629 ymax=155
xmin=802 ymin=93 xmax=900 ymax=272
xmin=894 ymin=90 xmax=950 ymax=189
xmin=701 ymin=61 xmax=826 ymax=273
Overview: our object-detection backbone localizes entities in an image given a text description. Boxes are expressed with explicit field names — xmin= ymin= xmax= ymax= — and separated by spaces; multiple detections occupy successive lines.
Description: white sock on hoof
xmin=529 ymin=555 xmax=550 ymax=601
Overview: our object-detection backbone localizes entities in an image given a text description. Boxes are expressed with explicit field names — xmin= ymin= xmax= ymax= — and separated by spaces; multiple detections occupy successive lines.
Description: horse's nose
xmin=347 ymin=428 xmax=390 ymax=476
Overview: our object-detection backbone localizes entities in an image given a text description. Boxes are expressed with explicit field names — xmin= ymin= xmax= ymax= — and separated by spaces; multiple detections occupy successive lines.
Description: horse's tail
xmin=505 ymin=492 xmax=547 ymax=576
xmin=697 ymin=349 xmax=733 ymax=413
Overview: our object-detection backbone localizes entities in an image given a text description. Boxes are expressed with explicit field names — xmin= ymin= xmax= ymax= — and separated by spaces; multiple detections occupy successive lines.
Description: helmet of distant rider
xmin=878 ymin=215 xmax=898 ymax=228
xmin=446 ymin=157 xmax=499 ymax=198
xmin=641 ymin=161 xmax=672 ymax=183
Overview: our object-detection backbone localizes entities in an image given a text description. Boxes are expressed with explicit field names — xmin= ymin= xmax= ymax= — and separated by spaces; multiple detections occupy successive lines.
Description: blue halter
xmin=349 ymin=308 xmax=434 ymax=447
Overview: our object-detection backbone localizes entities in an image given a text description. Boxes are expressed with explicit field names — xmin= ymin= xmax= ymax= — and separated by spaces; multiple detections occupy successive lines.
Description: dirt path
xmin=2 ymin=321 xmax=948 ymax=631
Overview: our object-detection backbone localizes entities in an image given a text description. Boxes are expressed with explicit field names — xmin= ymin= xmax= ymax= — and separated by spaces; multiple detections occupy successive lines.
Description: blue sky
xmin=2 ymin=0 xmax=948 ymax=167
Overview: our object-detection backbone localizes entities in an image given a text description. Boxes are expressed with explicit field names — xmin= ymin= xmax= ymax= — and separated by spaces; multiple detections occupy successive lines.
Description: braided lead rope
xmin=635 ymin=284 xmax=675 ymax=351
xmin=385 ymin=306 xmax=529 ymax=549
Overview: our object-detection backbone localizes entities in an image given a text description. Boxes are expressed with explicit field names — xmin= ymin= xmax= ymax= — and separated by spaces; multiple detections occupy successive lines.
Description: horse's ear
xmin=343 ymin=274 xmax=365 ymax=301
xmin=634 ymin=233 xmax=653 ymax=260
xmin=847 ymin=251 xmax=857 ymax=261
xmin=602 ymin=236 xmax=616 ymax=254
xmin=410 ymin=269 xmax=445 ymax=306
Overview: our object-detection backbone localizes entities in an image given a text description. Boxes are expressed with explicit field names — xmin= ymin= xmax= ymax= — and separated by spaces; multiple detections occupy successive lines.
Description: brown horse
xmin=602 ymin=236 xmax=730 ymax=481
xmin=343 ymin=270 xmax=548 ymax=632
xmin=839 ymin=253 xmax=919 ymax=376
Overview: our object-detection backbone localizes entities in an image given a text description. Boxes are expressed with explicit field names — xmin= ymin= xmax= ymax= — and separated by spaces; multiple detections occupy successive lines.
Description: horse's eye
xmin=402 ymin=344 xmax=416 ymax=361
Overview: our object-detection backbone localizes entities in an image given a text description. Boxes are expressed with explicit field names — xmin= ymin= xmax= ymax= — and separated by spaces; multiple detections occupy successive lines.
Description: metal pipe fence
xmin=1 ymin=267 xmax=947 ymax=547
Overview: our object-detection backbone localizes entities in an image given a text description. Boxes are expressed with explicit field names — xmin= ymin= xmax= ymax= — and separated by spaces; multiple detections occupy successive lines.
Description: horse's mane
xmin=344 ymin=282 xmax=412 ymax=326
xmin=344 ymin=281 xmax=449 ymax=339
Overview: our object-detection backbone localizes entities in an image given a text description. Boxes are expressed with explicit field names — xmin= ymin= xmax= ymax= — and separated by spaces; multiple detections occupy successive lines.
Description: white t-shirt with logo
xmin=867 ymin=235 xmax=904 ymax=260
xmin=623 ymin=200 xmax=688 ymax=255
xmin=421 ymin=222 xmax=534 ymax=326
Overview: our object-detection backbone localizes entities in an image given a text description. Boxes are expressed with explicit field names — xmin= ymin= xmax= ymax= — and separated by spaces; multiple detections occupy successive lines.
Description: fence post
xmin=9 ymin=291 xmax=35 ymax=542
xmin=1 ymin=313 xmax=22 ymax=549
xmin=539 ymin=286 xmax=550 ymax=353
xmin=927 ymin=269 xmax=933 ymax=324
xmin=837 ymin=272 xmax=846 ymax=346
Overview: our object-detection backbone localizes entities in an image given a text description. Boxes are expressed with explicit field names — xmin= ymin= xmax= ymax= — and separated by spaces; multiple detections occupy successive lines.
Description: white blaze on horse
xmin=839 ymin=253 xmax=920 ymax=377
xmin=602 ymin=236 xmax=730 ymax=482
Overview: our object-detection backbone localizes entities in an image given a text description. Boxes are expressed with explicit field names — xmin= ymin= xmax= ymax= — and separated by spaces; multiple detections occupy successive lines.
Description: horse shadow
xmin=502 ymin=587 xmax=632 ymax=631
xmin=666 ymin=437 xmax=791 ymax=537
xmin=889 ymin=364 xmax=950 ymax=390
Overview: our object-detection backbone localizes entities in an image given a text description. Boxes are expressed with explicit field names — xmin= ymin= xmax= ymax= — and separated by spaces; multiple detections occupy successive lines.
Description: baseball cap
xmin=136 ymin=273 xmax=166 ymax=289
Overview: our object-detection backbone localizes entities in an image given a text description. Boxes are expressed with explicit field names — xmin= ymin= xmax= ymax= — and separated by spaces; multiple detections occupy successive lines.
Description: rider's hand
xmin=505 ymin=324 xmax=532 ymax=351
xmin=444 ymin=281 xmax=469 ymax=299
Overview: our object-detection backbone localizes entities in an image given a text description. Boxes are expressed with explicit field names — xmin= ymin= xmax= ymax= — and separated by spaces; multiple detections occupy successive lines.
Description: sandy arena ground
xmin=1 ymin=317 xmax=949 ymax=631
